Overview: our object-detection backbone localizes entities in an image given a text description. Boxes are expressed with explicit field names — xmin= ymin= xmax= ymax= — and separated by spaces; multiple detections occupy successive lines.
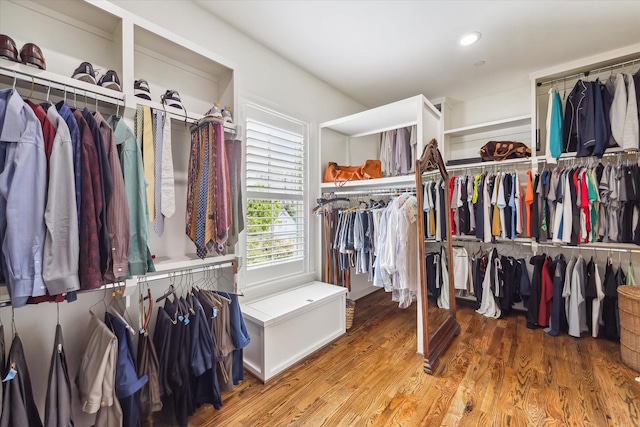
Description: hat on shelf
xmin=98 ymin=69 xmax=121 ymax=91
xmin=204 ymin=102 xmax=223 ymax=120
xmin=19 ymin=42 xmax=46 ymax=70
xmin=72 ymin=62 xmax=98 ymax=84
xmin=0 ymin=34 xmax=19 ymax=62
xmin=134 ymin=79 xmax=151 ymax=100
xmin=161 ymin=89 xmax=184 ymax=110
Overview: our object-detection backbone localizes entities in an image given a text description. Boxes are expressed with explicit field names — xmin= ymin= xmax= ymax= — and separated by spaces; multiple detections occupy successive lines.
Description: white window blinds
xmin=246 ymin=118 xmax=305 ymax=268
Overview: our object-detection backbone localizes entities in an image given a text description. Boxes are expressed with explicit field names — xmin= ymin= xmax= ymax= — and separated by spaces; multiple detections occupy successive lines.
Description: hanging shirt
xmin=43 ymin=106 xmax=80 ymax=296
xmin=108 ymin=115 xmax=155 ymax=276
xmin=0 ymin=89 xmax=48 ymax=307
xmin=74 ymin=111 xmax=104 ymax=290
xmin=525 ymin=170 xmax=534 ymax=236
xmin=548 ymin=89 xmax=564 ymax=159
xmin=95 ymin=111 xmax=130 ymax=280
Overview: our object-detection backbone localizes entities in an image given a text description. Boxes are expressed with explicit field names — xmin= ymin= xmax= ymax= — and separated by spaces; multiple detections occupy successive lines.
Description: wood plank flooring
xmin=189 ymin=289 xmax=640 ymax=427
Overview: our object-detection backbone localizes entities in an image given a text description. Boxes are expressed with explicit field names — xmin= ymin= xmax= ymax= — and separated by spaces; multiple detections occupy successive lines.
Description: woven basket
xmin=618 ymin=285 xmax=640 ymax=372
xmin=346 ymin=299 xmax=356 ymax=330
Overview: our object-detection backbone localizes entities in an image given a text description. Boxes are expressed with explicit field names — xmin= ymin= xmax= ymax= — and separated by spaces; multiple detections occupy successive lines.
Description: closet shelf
xmin=320 ymin=174 xmax=416 ymax=191
xmin=444 ymin=114 xmax=531 ymax=137
xmin=133 ymin=98 xmax=237 ymax=134
xmin=151 ymin=254 xmax=237 ymax=275
xmin=320 ymin=94 xmax=438 ymax=138
xmin=1 ymin=59 xmax=125 ymax=102
xmin=441 ymin=156 xmax=532 ymax=172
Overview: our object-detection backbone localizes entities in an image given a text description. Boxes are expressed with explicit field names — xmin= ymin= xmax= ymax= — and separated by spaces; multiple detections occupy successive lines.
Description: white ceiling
xmin=196 ymin=1 xmax=640 ymax=108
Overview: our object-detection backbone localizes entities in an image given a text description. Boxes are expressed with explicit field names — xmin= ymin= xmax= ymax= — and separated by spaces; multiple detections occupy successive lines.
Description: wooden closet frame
xmin=415 ymin=139 xmax=461 ymax=374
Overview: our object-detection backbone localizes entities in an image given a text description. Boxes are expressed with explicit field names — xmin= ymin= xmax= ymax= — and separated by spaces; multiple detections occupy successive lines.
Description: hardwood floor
xmin=189 ymin=289 xmax=640 ymax=426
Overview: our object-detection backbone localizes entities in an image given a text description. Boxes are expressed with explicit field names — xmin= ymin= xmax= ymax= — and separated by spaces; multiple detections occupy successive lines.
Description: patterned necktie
xmin=196 ymin=127 xmax=209 ymax=259
xmin=142 ymin=106 xmax=154 ymax=222
xmin=154 ymin=109 xmax=164 ymax=236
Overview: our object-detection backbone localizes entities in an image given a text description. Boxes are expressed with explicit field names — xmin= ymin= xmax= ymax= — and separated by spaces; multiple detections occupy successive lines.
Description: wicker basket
xmin=618 ymin=285 xmax=640 ymax=372
xmin=346 ymin=299 xmax=356 ymax=330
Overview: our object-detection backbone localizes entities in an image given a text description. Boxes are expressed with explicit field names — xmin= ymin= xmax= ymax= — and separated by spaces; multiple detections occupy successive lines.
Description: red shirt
xmin=74 ymin=111 xmax=103 ymax=290
xmin=538 ymin=256 xmax=554 ymax=327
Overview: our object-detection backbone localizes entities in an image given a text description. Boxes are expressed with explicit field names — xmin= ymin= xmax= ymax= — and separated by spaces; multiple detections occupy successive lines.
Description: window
xmin=245 ymin=105 xmax=306 ymax=274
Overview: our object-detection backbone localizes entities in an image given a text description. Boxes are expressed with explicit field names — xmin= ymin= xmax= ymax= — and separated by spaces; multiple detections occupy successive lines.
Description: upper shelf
xmin=1 ymin=59 xmax=125 ymax=102
xmin=320 ymin=95 xmax=440 ymax=138
xmin=444 ymin=114 xmax=531 ymax=137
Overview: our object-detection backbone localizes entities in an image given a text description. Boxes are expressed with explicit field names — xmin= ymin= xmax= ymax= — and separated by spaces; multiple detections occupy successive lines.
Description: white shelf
xmin=0 ymin=59 xmax=125 ymax=102
xmin=444 ymin=114 xmax=531 ymax=137
xmin=320 ymin=174 xmax=415 ymax=191
xmin=320 ymin=94 xmax=439 ymax=138
xmin=443 ymin=156 xmax=533 ymax=171
xmin=151 ymin=254 xmax=237 ymax=274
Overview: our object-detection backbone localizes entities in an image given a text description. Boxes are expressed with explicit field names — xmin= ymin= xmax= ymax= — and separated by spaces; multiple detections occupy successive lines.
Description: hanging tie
xmin=153 ymin=109 xmax=164 ymax=236
xmin=142 ymin=106 xmax=154 ymax=223
xmin=161 ymin=112 xmax=175 ymax=218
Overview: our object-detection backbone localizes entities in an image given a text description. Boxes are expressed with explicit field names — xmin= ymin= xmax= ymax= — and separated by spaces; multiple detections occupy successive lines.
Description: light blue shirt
xmin=0 ymin=89 xmax=48 ymax=307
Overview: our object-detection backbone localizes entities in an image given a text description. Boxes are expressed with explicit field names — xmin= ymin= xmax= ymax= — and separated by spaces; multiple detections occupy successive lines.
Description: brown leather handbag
xmin=479 ymin=140 xmax=531 ymax=162
xmin=323 ymin=160 xmax=383 ymax=183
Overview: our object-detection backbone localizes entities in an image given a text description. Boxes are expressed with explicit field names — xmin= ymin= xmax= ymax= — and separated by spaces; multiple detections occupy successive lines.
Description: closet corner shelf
xmin=320 ymin=174 xmax=416 ymax=191
xmin=150 ymin=253 xmax=237 ymax=275
xmin=443 ymin=114 xmax=531 ymax=137
xmin=133 ymin=98 xmax=237 ymax=134
xmin=320 ymin=94 xmax=438 ymax=138
xmin=1 ymin=59 xmax=126 ymax=101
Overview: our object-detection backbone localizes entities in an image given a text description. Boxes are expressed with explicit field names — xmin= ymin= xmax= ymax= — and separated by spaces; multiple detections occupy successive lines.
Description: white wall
xmin=448 ymin=85 xmax=531 ymax=129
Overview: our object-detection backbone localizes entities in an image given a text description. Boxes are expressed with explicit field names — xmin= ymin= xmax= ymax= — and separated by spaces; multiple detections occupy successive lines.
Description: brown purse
xmin=479 ymin=140 xmax=531 ymax=162
xmin=323 ymin=160 xmax=383 ymax=183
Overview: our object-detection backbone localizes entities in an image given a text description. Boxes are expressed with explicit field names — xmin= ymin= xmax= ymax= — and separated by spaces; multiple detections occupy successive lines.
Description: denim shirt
xmin=0 ymin=89 xmax=47 ymax=307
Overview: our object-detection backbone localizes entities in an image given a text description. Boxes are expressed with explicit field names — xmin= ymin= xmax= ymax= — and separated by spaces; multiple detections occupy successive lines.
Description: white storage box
xmin=241 ymin=281 xmax=347 ymax=382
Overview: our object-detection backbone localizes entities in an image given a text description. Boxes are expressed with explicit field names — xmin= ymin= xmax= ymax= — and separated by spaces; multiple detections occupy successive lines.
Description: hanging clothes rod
xmin=536 ymin=56 xmax=640 ymax=87
xmin=0 ymin=64 xmax=126 ymax=106
xmin=536 ymin=242 xmax=640 ymax=254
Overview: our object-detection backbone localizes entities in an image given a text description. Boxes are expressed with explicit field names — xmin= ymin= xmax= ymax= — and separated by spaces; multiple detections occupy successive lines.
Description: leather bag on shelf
xmin=479 ymin=140 xmax=531 ymax=162
xmin=323 ymin=160 xmax=383 ymax=183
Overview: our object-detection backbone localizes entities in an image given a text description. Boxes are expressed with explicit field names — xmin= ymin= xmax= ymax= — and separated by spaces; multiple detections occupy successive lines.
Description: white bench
xmin=241 ymin=281 xmax=347 ymax=382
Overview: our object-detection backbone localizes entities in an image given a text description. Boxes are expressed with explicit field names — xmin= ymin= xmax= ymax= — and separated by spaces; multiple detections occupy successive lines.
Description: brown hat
xmin=0 ymin=34 xmax=19 ymax=62
xmin=20 ymin=42 xmax=46 ymax=70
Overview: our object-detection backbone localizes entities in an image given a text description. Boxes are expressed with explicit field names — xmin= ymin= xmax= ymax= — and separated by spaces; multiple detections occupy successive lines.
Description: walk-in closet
xmin=1 ymin=0 xmax=640 ymax=426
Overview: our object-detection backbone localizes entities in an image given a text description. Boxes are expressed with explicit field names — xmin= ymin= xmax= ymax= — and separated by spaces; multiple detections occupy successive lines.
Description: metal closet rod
xmin=137 ymin=260 xmax=236 ymax=284
xmin=0 ymin=280 xmax=125 ymax=309
xmin=324 ymin=186 xmax=416 ymax=197
xmin=535 ymin=242 xmax=640 ymax=254
xmin=536 ymin=57 xmax=640 ymax=87
xmin=0 ymin=66 xmax=125 ymax=106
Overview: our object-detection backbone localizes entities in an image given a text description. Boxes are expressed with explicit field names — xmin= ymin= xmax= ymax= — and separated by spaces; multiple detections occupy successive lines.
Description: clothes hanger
xmin=89 ymin=286 xmax=109 ymax=315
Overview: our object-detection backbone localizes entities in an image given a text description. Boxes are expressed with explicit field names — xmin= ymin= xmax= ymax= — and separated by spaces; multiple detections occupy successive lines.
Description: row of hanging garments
xmin=537 ymin=160 xmax=640 ymax=245
xmin=0 ymin=318 xmax=72 ymax=427
xmin=73 ymin=283 xmax=249 ymax=427
xmin=379 ymin=125 xmax=417 ymax=177
xmin=468 ymin=244 xmax=633 ymax=341
xmin=546 ymin=70 xmax=639 ymax=159
xmin=422 ymin=171 xmax=527 ymax=243
xmin=0 ymin=88 xmax=156 ymax=308
xmin=317 ymin=193 xmax=419 ymax=308
xmin=186 ymin=120 xmax=242 ymax=259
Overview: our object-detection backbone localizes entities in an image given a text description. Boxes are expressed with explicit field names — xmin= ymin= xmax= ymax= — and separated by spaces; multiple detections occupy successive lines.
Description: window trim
xmin=240 ymin=99 xmax=311 ymax=287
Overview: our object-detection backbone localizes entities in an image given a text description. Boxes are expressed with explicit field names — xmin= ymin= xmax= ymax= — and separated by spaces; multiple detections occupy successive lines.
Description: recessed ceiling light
xmin=474 ymin=60 xmax=486 ymax=67
xmin=460 ymin=32 xmax=482 ymax=46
